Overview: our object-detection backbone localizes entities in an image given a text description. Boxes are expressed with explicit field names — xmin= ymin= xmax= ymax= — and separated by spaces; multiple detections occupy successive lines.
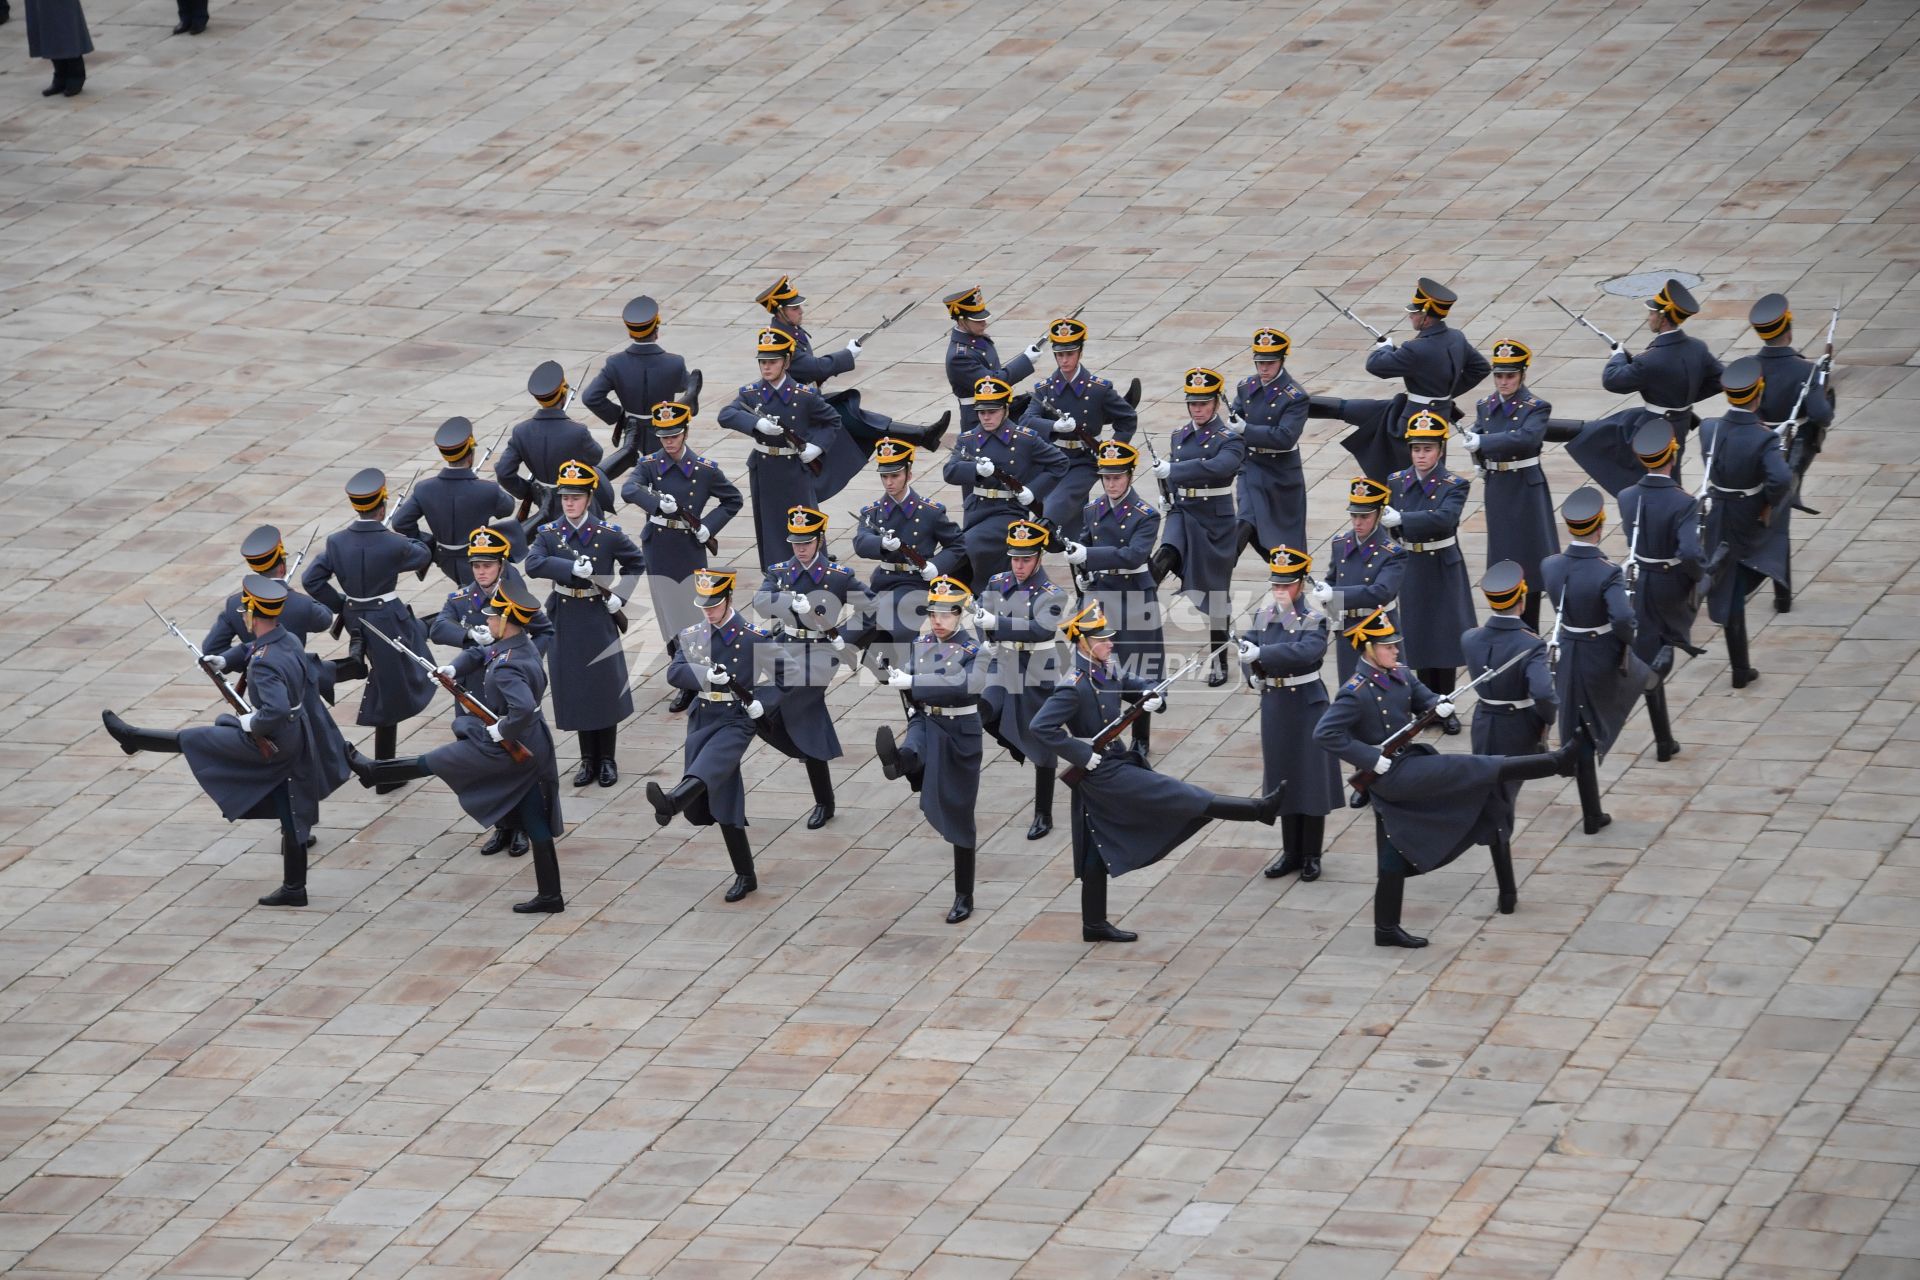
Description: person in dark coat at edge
xmin=1328 ymin=278 xmax=1491 ymax=483
xmin=1540 ymin=487 xmax=1657 ymax=835
xmin=496 ymin=361 xmax=614 ymax=525
xmin=1463 ymin=338 xmax=1559 ymax=632
xmin=347 ymin=581 xmax=567 ymax=915
xmin=1230 ymin=327 xmax=1312 ymax=561
xmin=874 ymin=575 xmax=992 ymax=924
xmin=650 ymin=570 xmax=793 ymax=904
xmin=1324 ymin=477 xmax=1407 ymax=684
xmin=1697 ymin=355 xmax=1795 ymax=691
xmin=1314 ymin=607 xmax=1578 ymax=948
xmin=103 ymin=577 xmax=352 ymax=908
xmin=1747 ymin=291 xmax=1834 ymax=610
xmin=390 ymin=416 xmax=515 ymax=588
xmin=585 ymin=295 xmax=701 ymax=479
xmin=1460 ymin=562 xmax=1559 ymax=916
xmin=977 ymin=517 xmax=1072 ymax=840
xmin=619 ymin=400 xmax=744 ymax=714
xmin=1565 ymin=278 xmax=1723 ymax=496
xmin=1237 ymin=546 xmax=1342 ymax=883
xmin=717 ymin=326 xmax=844 ymax=570
xmin=758 ymin=275 xmax=950 ymax=498
xmin=428 ymin=526 xmax=554 ymax=857
xmin=1032 ymin=602 xmax=1285 ymax=944
xmin=942 ymin=285 xmax=1042 ymax=433
xmin=26 ymin=0 xmax=91 ymax=96
xmin=301 ymin=468 xmax=436 ymax=792
xmin=1618 ymin=421 xmax=1702 ymax=763
xmin=1147 ymin=367 xmax=1247 ymax=687
xmin=524 ymin=459 xmax=644 ymax=787
xmin=1381 ymin=411 xmax=1476 ymax=728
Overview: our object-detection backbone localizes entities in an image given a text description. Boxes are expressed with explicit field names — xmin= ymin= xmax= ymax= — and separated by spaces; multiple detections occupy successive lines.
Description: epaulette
xmin=1068 ymin=668 xmax=1087 ymax=684
xmin=956 ymin=635 xmax=979 ymax=656
xmin=988 ymin=571 xmax=1013 ymax=589
xmin=541 ymin=519 xmax=565 ymax=531
xmin=738 ymin=383 xmax=757 ymax=396
xmin=1097 ymin=377 xmax=1112 ymax=389
xmin=744 ymin=623 xmax=768 ymax=637
xmin=447 ymin=590 xmax=461 ymax=600
xmin=1287 ymin=384 xmax=1303 ymax=399
xmin=1342 ymin=676 xmax=1362 ymax=693
xmin=929 ymin=500 xmax=945 ymax=512
xmin=607 ymin=522 xmax=622 ymax=530
xmin=1037 ymin=580 xmax=1063 ymax=595
xmin=1522 ymin=396 xmax=1544 ymax=408
xmin=1439 ymin=474 xmax=1461 ymax=487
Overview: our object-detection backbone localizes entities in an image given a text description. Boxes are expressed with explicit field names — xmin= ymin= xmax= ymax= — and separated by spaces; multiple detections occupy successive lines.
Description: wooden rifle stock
xmin=437 ymin=670 xmax=532 ymax=764
xmin=1344 ymin=707 xmax=1441 ymax=797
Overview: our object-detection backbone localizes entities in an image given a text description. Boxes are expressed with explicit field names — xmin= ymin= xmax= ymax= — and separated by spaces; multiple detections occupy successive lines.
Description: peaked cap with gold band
xmin=943 ymin=286 xmax=989 ymax=319
xmin=622 ymin=295 xmax=660 ymax=340
xmin=1252 ymin=328 xmax=1290 ymax=359
xmin=1094 ymin=440 xmax=1138 ymax=472
xmin=554 ymin=459 xmax=600 ymax=492
xmin=973 ymin=376 xmax=1014 ymax=407
xmin=488 ymin=581 xmax=541 ymax=626
xmin=1047 ymin=318 xmax=1087 ymax=350
xmin=694 ymin=568 xmax=736 ymax=601
xmin=1633 ymin=420 xmax=1678 ymax=468
xmin=241 ymin=574 xmax=288 ymax=618
xmin=927 ymin=576 xmax=971 ymax=613
xmin=468 ymin=526 xmax=515 ymax=561
xmin=346 ymin=468 xmax=388 ymax=513
xmin=1749 ymin=293 xmax=1791 ymax=340
xmin=755 ymin=327 xmax=796 ymax=357
xmin=240 ymin=525 xmax=286 ymax=572
xmin=652 ymin=401 xmax=691 ymax=434
xmin=1183 ymin=367 xmax=1225 ymax=400
xmin=1062 ymin=600 xmax=1115 ymax=642
xmin=786 ymin=505 xmax=828 ymax=542
xmin=1347 ymin=477 xmax=1392 ymax=513
xmin=1405 ymin=409 xmax=1452 ymax=441
xmin=1722 ymin=354 xmax=1764 ymax=407
xmin=528 ymin=360 xmax=566 ymax=407
xmin=1645 ymin=278 xmax=1700 ymax=323
xmin=1488 ymin=338 xmax=1531 ymax=370
xmin=1345 ymin=605 xmax=1402 ymax=650
xmin=874 ymin=437 xmax=916 ymax=473
xmin=1481 ymin=560 xmax=1527 ymax=611
xmin=434 ymin=416 xmax=476 ymax=459
xmin=1268 ymin=546 xmax=1311 ymax=583
xmin=1006 ymin=518 xmax=1049 ymax=552
xmin=1562 ymin=486 xmax=1606 ymax=538
xmin=1406 ymin=278 xmax=1457 ymax=317
xmin=756 ymin=277 xmax=803 ymax=313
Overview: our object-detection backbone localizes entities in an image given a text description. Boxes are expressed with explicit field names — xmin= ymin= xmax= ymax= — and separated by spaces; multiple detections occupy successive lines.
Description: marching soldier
xmin=1382 ymin=412 xmax=1475 ymax=724
xmin=651 ymin=570 xmax=789 ymax=903
xmin=1018 ymin=318 xmax=1138 ymax=528
xmin=852 ymin=439 xmax=964 ymax=668
xmin=1464 ymin=339 xmax=1559 ymax=631
xmin=104 ymin=577 xmax=352 ymax=908
xmin=618 ymin=401 xmax=744 ymax=713
xmin=943 ymin=286 xmax=1043 ymax=431
xmin=204 ymin=525 xmax=335 ymax=653
xmin=1032 ymin=603 xmax=1285 ymax=944
xmin=1148 ymin=368 xmax=1247 ymax=686
xmin=428 ymin=526 xmax=554 ymax=857
xmin=941 ymin=376 xmax=1069 ymax=586
xmin=1566 ymin=278 xmax=1723 ymax=495
xmin=1314 ymin=608 xmax=1577 ymax=947
xmin=1325 ymin=478 xmax=1407 ymax=683
xmin=348 ymin=582 xmax=567 ymax=915
xmin=717 ymin=327 xmax=842 ymax=569
xmin=391 ymin=417 xmax=515 ymax=586
xmin=1749 ymin=292 xmax=1835 ymax=605
xmin=301 ymin=469 xmax=436 ymax=790
xmin=496 ymin=361 xmax=613 ymax=524
xmin=874 ymin=576 xmax=991 ymax=924
xmin=1333 ymin=278 xmax=1491 ymax=482
xmin=583 ymin=295 xmax=700 ymax=473
xmin=752 ymin=506 xmax=859 ymax=830
xmin=1541 ymin=487 xmax=1656 ymax=834
xmin=1697 ymin=356 xmax=1794 ymax=690
xmin=1237 ymin=547 xmax=1341 ymax=882
xmin=1461 ymin=562 xmax=1558 ymax=915
xmin=1231 ymin=327 xmax=1311 ymax=558
xmin=1064 ymin=441 xmax=1166 ymax=720
xmin=758 ymin=275 xmax=949 ymax=496
xmin=977 ymin=518 xmax=1072 ymax=840
xmin=1620 ymin=422 xmax=1701 ymax=762
xmin=525 ymin=461 xmax=645 ymax=787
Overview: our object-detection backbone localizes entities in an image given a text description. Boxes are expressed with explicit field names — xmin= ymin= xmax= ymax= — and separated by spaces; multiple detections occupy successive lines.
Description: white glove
xmin=694 ymin=524 xmax=711 ymax=543
xmin=845 ymin=339 xmax=862 ymax=357
xmin=800 ymin=442 xmax=823 ymax=463
xmin=746 ymin=699 xmax=765 ymax=720
xmin=702 ymin=662 xmax=728 ymax=688
xmin=754 ymin=416 xmax=784 ymax=437
xmin=880 ymin=530 xmax=902 ymax=551
xmin=1374 ymin=336 xmax=1394 ymax=348
xmin=1434 ymin=700 xmax=1456 ymax=719
xmin=202 ymin=654 xmax=226 ymax=673
xmin=1088 ymin=749 xmax=1110 ymax=771
xmin=1023 ymin=343 xmax=1044 ymax=361
xmin=918 ymin=561 xmax=939 ymax=582
xmin=1381 ymin=506 xmax=1403 ymax=528
xmin=1154 ymin=458 xmax=1172 ymax=480
xmin=974 ymin=457 xmax=996 ymax=478
xmin=1016 ymin=486 xmax=1036 ymax=505
xmin=467 ymin=625 xmax=491 ymax=645
xmin=485 ymin=721 xmax=504 ymax=743
xmin=604 ymin=594 xmax=623 ymax=613
xmin=1237 ymin=638 xmax=1260 ymax=662
xmin=1139 ymin=692 xmax=1165 ymax=714
xmin=886 ymin=667 xmax=913 ymax=689
xmin=1051 ymin=415 xmax=1078 ymax=436
xmin=1308 ymin=581 xmax=1335 ymax=605
xmin=973 ymin=609 xmax=998 ymax=633
xmin=572 ymin=554 xmax=594 ymax=578
xmin=1374 ymin=754 xmax=1392 ymax=775
xmin=1226 ymin=412 xmax=1245 ymax=430
xmin=657 ymin=493 xmax=678 ymax=515
xmin=1063 ymin=540 xmax=1088 ymax=564
xmin=236 ymin=712 xmax=256 ymax=734
xmin=435 ymin=664 xmax=458 ymax=679
xmin=1609 ymin=342 xmax=1623 ymax=355
xmin=1459 ymin=432 xmax=1483 ymax=452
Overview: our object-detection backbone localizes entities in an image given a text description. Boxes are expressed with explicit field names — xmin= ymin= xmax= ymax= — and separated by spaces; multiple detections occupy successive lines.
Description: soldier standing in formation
xmin=525 ymin=461 xmax=644 ymax=787
xmin=349 ymin=582 xmax=567 ymax=914
xmin=942 ymin=376 xmax=1068 ymax=586
xmin=618 ymin=401 xmax=744 ymax=713
xmin=1064 ymin=441 xmax=1165 ymax=738
xmin=1231 ymin=328 xmax=1312 ymax=559
xmin=978 ymin=518 xmax=1072 ymax=840
xmin=104 ymin=578 xmax=351 ymax=907
xmin=391 ymin=416 xmax=516 ymax=587
xmin=496 ymin=362 xmax=613 ymax=524
xmin=943 ymin=286 xmax=1042 ymax=432
xmin=1619 ymin=422 xmax=1701 ymax=762
xmin=1149 ymin=368 xmax=1247 ymax=686
xmin=1334 ymin=279 xmax=1490 ymax=482
xmin=1698 ymin=357 xmax=1794 ymax=690
xmin=852 ymin=439 xmax=964 ymax=668
xmin=1019 ymin=318 xmax=1139 ymax=529
xmin=1324 ymin=478 xmax=1406 ymax=683
xmin=1382 ymin=412 xmax=1474 ymax=726
xmin=718 ymin=328 xmax=842 ymax=569
xmin=1567 ymin=279 xmax=1723 ymax=495
xmin=585 ymin=295 xmax=700 ymax=476
xmin=1747 ymin=292 xmax=1834 ymax=606
xmin=1465 ymin=340 xmax=1559 ymax=632
xmin=874 ymin=576 xmax=990 ymax=924
xmin=1239 ymin=547 xmax=1342 ymax=882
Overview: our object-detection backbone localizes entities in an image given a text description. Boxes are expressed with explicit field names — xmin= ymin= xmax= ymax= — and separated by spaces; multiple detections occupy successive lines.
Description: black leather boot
xmin=102 ymin=711 xmax=183 ymax=755
xmin=372 ymin=725 xmax=406 ymax=794
xmin=1724 ymin=603 xmax=1758 ymax=688
xmin=947 ymin=845 xmax=974 ymax=923
xmin=1299 ymin=816 xmax=1324 ymax=881
xmin=573 ymin=733 xmax=597 ymax=787
xmin=509 ymin=829 xmax=531 ymax=857
xmin=1081 ymin=862 xmax=1135 ymax=942
xmin=667 ymin=687 xmax=697 ymax=714
xmin=804 ymin=758 xmax=835 ymax=829
xmin=722 ymin=825 xmax=757 ymax=902
xmin=347 ymin=748 xmax=431 ymax=791
xmin=1207 ymin=625 xmax=1230 ymax=687
xmin=875 ymin=725 xmax=903 ymax=780
xmin=1263 ymin=812 xmax=1302 ymax=878
xmin=1575 ymin=738 xmax=1611 ymax=834
xmin=1028 ymin=768 xmax=1054 ymax=840
xmin=647 ymin=776 xmax=704 ymax=827
xmin=258 ymin=832 xmax=308 ymax=908
xmin=912 ymin=410 xmax=952 ymax=452
xmin=1205 ymin=786 xmax=1285 ymax=826
xmin=1495 ymin=741 xmax=1581 ymax=783
xmin=1373 ymin=874 xmax=1426 ymax=948
xmin=514 ymin=835 xmax=564 ymax=913
xmin=1131 ymin=713 xmax=1150 ymax=764
xmin=479 ymin=827 xmax=512 ymax=856
xmin=1489 ymin=831 xmax=1518 ymax=915
xmin=1646 ymin=683 xmax=1681 ymax=762
xmin=1149 ymin=544 xmax=1179 ymax=586
xmin=595 ymin=728 xmax=618 ymax=787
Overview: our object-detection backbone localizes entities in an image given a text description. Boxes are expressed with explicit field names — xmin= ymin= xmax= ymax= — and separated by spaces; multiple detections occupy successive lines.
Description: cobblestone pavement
xmin=0 ymin=0 xmax=1917 ymax=1275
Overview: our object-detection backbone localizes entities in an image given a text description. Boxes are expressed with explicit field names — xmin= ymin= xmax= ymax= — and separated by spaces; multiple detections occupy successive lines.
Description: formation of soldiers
xmin=102 ymin=275 xmax=1835 ymax=944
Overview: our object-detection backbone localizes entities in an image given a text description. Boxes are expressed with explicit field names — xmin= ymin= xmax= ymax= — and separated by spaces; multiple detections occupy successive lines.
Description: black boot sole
xmin=945 ymin=898 xmax=972 ymax=924
xmin=512 ymin=896 xmax=565 ymax=914
xmin=1026 ymin=816 xmax=1052 ymax=841
xmin=258 ymin=887 xmax=307 ymax=908
xmin=806 ymin=805 xmax=834 ymax=830
xmin=1374 ymin=928 xmax=1428 ymax=948
xmin=646 ymin=781 xmax=675 ymax=827
xmin=1083 ymin=923 xmax=1138 ymax=943
xmin=723 ymin=876 xmax=757 ymax=903
xmin=1583 ymin=814 xmax=1613 ymax=835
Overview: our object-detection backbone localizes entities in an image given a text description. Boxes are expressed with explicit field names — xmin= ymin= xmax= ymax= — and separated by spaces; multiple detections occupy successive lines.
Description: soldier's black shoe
xmin=682 ymin=368 xmax=703 ymax=418
xmin=1441 ymin=714 xmax=1463 ymax=736
xmin=946 ymin=895 xmax=972 ymax=924
xmin=345 ymin=746 xmax=376 ymax=787
xmin=1732 ymin=667 xmax=1759 ymax=689
xmin=173 ymin=19 xmax=190 ymax=32
xmin=1774 ymin=586 xmax=1792 ymax=614
xmin=304 ymin=835 xmax=317 ymax=850
xmin=1497 ymin=890 xmax=1517 ymax=915
xmin=1207 ymin=654 xmax=1229 ymax=687
xmin=509 ymin=830 xmax=531 ymax=858
xmin=1026 ymin=812 xmax=1052 ymax=841
xmin=1553 ymin=741 xmax=1581 ymax=777
xmin=479 ymin=828 xmax=512 ymax=856
xmin=1255 ymin=787 xmax=1285 ymax=825
xmin=1651 ymin=645 xmax=1676 ymax=678
xmin=1082 ymin=920 xmax=1137 ymax=943
xmin=1264 ymin=850 xmax=1305 ymax=879
xmin=875 ymin=726 xmax=903 ymax=780
xmin=1374 ymin=925 xmax=1428 ymax=948
xmin=572 ymin=760 xmax=596 ymax=787
xmin=667 ymin=687 xmax=696 ymax=714
xmin=512 ymin=894 xmax=565 ymax=914
xmin=923 ymin=410 xmax=951 ymax=452
xmin=596 ymin=759 xmax=618 ymax=788
xmin=647 ymin=781 xmax=674 ymax=826
xmin=102 ymin=711 xmax=182 ymax=755
xmin=1301 ymin=853 xmax=1321 ymax=882
xmin=1583 ymin=812 xmax=1613 ymax=835
xmin=258 ymin=885 xmax=307 ymax=908
xmin=723 ymin=874 xmax=756 ymax=903
xmin=1656 ymin=739 xmax=1681 ymax=763
xmin=806 ymin=799 xmax=834 ymax=830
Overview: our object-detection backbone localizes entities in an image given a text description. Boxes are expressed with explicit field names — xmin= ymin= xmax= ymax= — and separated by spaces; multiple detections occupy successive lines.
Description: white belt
xmin=1644 ymin=403 xmax=1692 ymax=414
xmin=555 ymin=585 xmax=601 ymax=598
xmin=698 ymin=691 xmax=733 ymax=703
xmin=1405 ymin=392 xmax=1446 ymax=405
xmin=344 ymin=592 xmax=400 ymax=605
xmin=753 ymin=442 xmax=798 ymax=456
xmin=1095 ymin=565 xmax=1151 ymax=577
xmin=436 ymin=541 xmax=470 ymax=551
xmin=1561 ymin=622 xmax=1610 ymax=635
xmin=1247 ymin=445 xmax=1298 ymax=456
xmin=878 ymin=560 xmax=919 ymax=573
xmin=1709 ymin=481 xmax=1764 ymax=497
xmin=958 ymin=397 xmax=976 ymax=406
xmin=1407 ymin=537 xmax=1456 ymax=552
xmin=971 ymin=484 xmax=1015 ymax=499
xmin=922 ymin=705 xmax=978 ymax=719
xmin=1056 ymin=438 xmax=1089 ymax=451
xmin=1478 ymin=696 xmax=1535 ymax=709
xmin=1262 ymin=673 xmax=1320 ymax=689
xmin=785 ymin=624 xmax=836 ymax=639
xmin=1001 ymin=640 xmax=1056 ymax=652
xmin=1485 ymin=457 xmax=1540 ymax=472
xmin=1177 ymin=485 xmax=1234 ymax=499
xmin=1632 ymin=553 xmax=1682 ymax=567
xmin=1346 ymin=598 xmax=1398 ymax=617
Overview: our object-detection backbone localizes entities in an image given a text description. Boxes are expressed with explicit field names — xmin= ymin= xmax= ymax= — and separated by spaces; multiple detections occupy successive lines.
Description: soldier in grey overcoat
xmin=1619 ymin=421 xmax=1702 ymax=763
xmin=391 ymin=417 xmax=515 ymax=586
xmin=1464 ymin=339 xmax=1559 ymax=632
xmin=1566 ymin=279 xmax=1723 ymax=495
xmin=977 ymin=520 xmax=1072 ymax=842
xmin=1230 ymin=328 xmax=1311 ymax=558
xmin=717 ymin=327 xmax=844 ymax=569
xmin=1063 ymin=442 xmax=1164 ymax=752
xmin=1018 ymin=318 xmax=1138 ymax=528
xmin=496 ymin=361 xmax=613 ymax=525
xmin=1147 ymin=368 xmax=1246 ymax=686
xmin=1382 ymin=412 xmax=1476 ymax=717
xmin=1697 ymin=356 xmax=1795 ymax=691
xmin=1332 ymin=279 xmax=1490 ymax=481
xmin=942 ymin=285 xmax=1040 ymax=431
xmin=1324 ymin=479 xmax=1407 ymax=683
xmin=584 ymin=296 xmax=700 ymax=474
xmin=851 ymin=439 xmax=964 ymax=668
xmin=27 ymin=0 xmax=91 ymax=96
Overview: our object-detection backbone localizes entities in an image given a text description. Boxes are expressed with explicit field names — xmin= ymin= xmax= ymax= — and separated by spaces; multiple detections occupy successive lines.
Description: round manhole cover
xmin=1601 ymin=269 xmax=1703 ymax=298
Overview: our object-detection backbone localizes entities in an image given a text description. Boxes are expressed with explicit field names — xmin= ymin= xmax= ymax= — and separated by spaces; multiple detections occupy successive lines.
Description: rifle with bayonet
xmin=287 ymin=525 xmax=321 ymax=579
xmin=148 ymin=603 xmax=276 ymax=759
xmin=364 ymin=625 xmax=532 ymax=764
xmin=1547 ymin=295 xmax=1620 ymax=350
xmin=1345 ymin=646 xmax=1531 ymax=801
xmin=1313 ymin=287 xmax=1397 ymax=344
xmin=1059 ymin=639 xmax=1230 ymax=786
xmin=856 ymin=298 xmax=918 ymax=347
